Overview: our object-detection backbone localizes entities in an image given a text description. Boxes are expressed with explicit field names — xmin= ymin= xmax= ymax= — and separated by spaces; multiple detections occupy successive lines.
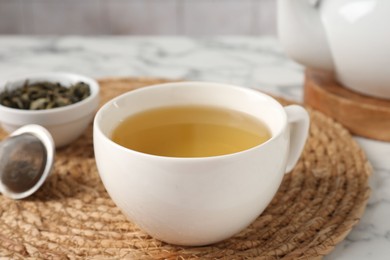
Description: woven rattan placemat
xmin=0 ymin=78 xmax=371 ymax=259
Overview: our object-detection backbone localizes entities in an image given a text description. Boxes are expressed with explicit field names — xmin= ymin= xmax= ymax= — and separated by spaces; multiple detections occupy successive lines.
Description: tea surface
xmin=111 ymin=105 xmax=271 ymax=157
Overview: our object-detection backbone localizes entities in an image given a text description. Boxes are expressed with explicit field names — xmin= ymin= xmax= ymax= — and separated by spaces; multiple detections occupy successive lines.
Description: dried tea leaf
xmin=30 ymin=98 xmax=48 ymax=110
xmin=0 ymin=80 xmax=91 ymax=110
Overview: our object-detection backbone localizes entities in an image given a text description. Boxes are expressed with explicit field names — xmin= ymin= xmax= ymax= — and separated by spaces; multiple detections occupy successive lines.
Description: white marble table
xmin=0 ymin=36 xmax=389 ymax=259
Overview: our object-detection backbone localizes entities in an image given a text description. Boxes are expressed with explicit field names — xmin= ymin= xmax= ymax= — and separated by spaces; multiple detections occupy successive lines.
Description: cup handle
xmin=284 ymin=105 xmax=310 ymax=173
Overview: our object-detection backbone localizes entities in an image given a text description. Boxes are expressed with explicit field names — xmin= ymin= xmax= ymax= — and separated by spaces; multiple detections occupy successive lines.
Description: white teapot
xmin=278 ymin=0 xmax=390 ymax=99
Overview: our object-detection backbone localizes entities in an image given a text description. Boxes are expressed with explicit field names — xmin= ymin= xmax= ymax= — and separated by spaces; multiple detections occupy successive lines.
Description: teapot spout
xmin=277 ymin=0 xmax=334 ymax=71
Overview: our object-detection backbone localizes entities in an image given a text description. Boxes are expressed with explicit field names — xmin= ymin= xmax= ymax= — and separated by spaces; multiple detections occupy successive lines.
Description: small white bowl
xmin=0 ymin=72 xmax=100 ymax=148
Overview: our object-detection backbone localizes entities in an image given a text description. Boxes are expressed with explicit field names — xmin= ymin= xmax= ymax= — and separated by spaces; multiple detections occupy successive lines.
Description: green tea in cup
xmin=111 ymin=105 xmax=271 ymax=157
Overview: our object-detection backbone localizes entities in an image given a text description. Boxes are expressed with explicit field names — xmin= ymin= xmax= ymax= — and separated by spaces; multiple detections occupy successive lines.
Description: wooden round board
xmin=304 ymin=69 xmax=390 ymax=141
xmin=0 ymin=77 xmax=371 ymax=259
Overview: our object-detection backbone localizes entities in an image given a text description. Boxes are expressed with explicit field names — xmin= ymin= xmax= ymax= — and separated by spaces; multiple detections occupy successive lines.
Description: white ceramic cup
xmin=93 ymin=82 xmax=310 ymax=246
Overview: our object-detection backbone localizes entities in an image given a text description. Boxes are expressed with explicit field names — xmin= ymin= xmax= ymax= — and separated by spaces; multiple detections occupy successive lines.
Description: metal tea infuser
xmin=0 ymin=124 xmax=54 ymax=199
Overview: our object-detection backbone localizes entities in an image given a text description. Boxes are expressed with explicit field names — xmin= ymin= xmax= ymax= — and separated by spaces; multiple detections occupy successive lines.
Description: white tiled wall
xmin=0 ymin=0 xmax=277 ymax=35
xmin=182 ymin=0 xmax=255 ymax=35
xmin=105 ymin=0 xmax=178 ymax=34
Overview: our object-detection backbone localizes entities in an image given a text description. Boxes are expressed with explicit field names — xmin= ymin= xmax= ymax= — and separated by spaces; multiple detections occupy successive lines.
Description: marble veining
xmin=0 ymin=37 xmax=303 ymax=100
xmin=0 ymin=36 xmax=389 ymax=259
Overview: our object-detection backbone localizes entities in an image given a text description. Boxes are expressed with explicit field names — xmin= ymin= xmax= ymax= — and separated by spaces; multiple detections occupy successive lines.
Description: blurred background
xmin=0 ymin=0 xmax=276 ymax=35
